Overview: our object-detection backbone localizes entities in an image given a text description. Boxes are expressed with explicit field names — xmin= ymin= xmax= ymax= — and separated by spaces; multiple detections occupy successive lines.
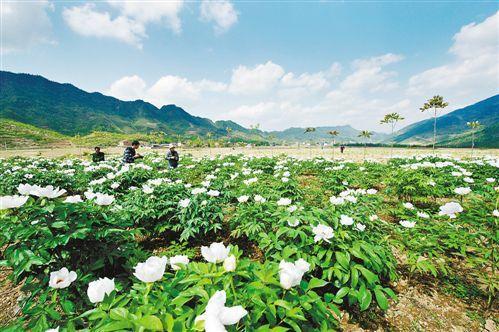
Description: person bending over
xmin=123 ymin=140 xmax=143 ymax=164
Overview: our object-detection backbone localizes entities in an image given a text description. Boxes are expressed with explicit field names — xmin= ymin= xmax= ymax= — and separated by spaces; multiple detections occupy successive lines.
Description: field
xmin=0 ymin=151 xmax=498 ymax=331
xmin=1 ymin=146 xmax=498 ymax=161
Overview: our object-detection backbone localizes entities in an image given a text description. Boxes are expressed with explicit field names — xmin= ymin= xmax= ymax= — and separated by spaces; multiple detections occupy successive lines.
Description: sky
xmin=1 ymin=1 xmax=498 ymax=132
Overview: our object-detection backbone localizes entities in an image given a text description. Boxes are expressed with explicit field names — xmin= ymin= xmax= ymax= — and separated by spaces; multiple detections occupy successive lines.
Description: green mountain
xmin=393 ymin=95 xmax=499 ymax=147
xmin=0 ymin=71 xmax=250 ymax=139
xmin=269 ymin=126 xmax=390 ymax=144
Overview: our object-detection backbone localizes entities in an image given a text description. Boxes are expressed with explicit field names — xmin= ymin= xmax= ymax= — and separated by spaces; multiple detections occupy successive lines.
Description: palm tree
xmin=420 ymin=95 xmax=448 ymax=150
xmin=380 ymin=112 xmax=404 ymax=157
xmin=467 ymin=121 xmax=481 ymax=155
xmin=304 ymin=127 xmax=316 ymax=158
xmin=358 ymin=130 xmax=373 ymax=161
xmin=328 ymin=130 xmax=339 ymax=159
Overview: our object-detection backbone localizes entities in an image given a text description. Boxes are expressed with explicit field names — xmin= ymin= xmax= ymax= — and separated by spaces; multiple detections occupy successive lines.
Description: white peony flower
xmin=28 ymin=185 xmax=67 ymax=198
xmin=463 ymin=177 xmax=474 ymax=183
xmin=87 ymin=277 xmax=115 ymax=304
xmin=340 ymin=215 xmax=354 ymax=226
xmin=493 ymin=210 xmax=499 ymax=217
xmin=399 ymin=220 xmax=416 ymax=228
xmin=254 ymin=195 xmax=266 ymax=203
xmin=428 ymin=180 xmax=436 ymax=186
xmin=403 ymin=202 xmax=415 ymax=210
xmin=133 ymin=256 xmax=168 ymax=283
xmin=282 ymin=177 xmax=289 ymax=183
xmin=169 ymin=255 xmax=189 ymax=270
xmin=195 ymin=290 xmax=247 ymax=332
xmin=93 ymin=193 xmax=115 ymax=206
xmin=312 ymin=224 xmax=334 ymax=243
xmin=369 ymin=214 xmax=379 ymax=221
xmin=417 ymin=212 xmax=429 ymax=219
xmin=192 ymin=187 xmax=207 ymax=195
xmin=179 ymin=198 xmax=191 ymax=208
xmin=329 ymin=196 xmax=345 ymax=205
xmin=366 ymin=189 xmax=378 ymax=195
xmin=438 ymin=202 xmax=463 ymax=219
xmin=142 ymin=185 xmax=154 ymax=194
xmin=288 ymin=205 xmax=298 ymax=213
xmin=237 ymin=195 xmax=249 ymax=203
xmin=223 ymin=255 xmax=236 ymax=272
xmin=201 ymin=242 xmax=230 ymax=263
xmin=45 ymin=328 xmax=59 ymax=332
xmin=279 ymin=259 xmax=310 ymax=289
xmin=486 ymin=178 xmax=495 ymax=183
xmin=49 ymin=268 xmax=77 ymax=289
xmin=64 ymin=195 xmax=83 ymax=204
xmin=207 ymin=190 xmax=220 ymax=197
xmin=288 ymin=219 xmax=300 ymax=227
xmin=355 ymin=223 xmax=366 ymax=232
xmin=454 ymin=187 xmax=471 ymax=195
xmin=277 ymin=198 xmax=292 ymax=206
xmin=0 ymin=195 xmax=29 ymax=209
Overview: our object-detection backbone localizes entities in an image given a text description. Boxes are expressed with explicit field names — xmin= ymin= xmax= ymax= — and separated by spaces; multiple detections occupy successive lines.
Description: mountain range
xmin=0 ymin=71 xmax=497 ymax=148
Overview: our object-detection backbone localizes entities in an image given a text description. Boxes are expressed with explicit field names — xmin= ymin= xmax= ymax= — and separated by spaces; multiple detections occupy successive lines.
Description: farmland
xmin=0 ymin=151 xmax=497 ymax=331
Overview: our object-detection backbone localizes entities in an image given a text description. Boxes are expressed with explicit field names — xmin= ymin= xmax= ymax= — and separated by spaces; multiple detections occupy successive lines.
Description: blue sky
xmin=2 ymin=1 xmax=498 ymax=131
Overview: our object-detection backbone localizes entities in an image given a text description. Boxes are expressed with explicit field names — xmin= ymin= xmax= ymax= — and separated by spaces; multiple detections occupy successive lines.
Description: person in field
xmin=92 ymin=146 xmax=105 ymax=162
xmin=340 ymin=145 xmax=345 ymax=154
xmin=166 ymin=144 xmax=179 ymax=168
xmin=123 ymin=140 xmax=143 ymax=164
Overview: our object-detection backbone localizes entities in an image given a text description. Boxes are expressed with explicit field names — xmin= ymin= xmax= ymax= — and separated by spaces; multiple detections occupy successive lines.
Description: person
xmin=340 ymin=145 xmax=345 ymax=154
xmin=92 ymin=146 xmax=105 ymax=162
xmin=123 ymin=140 xmax=143 ymax=164
xmin=166 ymin=144 xmax=179 ymax=168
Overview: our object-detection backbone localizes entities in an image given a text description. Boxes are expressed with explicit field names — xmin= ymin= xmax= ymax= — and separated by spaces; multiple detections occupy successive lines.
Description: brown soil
xmin=0 ymin=268 xmax=23 ymax=327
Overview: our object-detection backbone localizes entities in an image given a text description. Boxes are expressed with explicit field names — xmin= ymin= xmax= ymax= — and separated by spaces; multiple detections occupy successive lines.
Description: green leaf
xmin=137 ymin=315 xmax=164 ymax=331
xmin=374 ymin=288 xmax=389 ymax=310
xmin=307 ymin=278 xmax=328 ymax=291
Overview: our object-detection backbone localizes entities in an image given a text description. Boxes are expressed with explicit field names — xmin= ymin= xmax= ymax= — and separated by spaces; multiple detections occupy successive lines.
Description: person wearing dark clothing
xmin=92 ymin=147 xmax=105 ymax=162
xmin=123 ymin=140 xmax=143 ymax=164
xmin=166 ymin=145 xmax=179 ymax=168
xmin=340 ymin=145 xmax=345 ymax=154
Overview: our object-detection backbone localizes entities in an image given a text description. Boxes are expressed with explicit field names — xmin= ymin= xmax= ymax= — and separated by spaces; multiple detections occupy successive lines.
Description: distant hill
xmin=0 ymin=118 xmax=71 ymax=148
xmin=269 ymin=125 xmax=390 ymax=144
xmin=393 ymin=95 xmax=499 ymax=147
xmin=0 ymin=71 xmax=258 ymax=140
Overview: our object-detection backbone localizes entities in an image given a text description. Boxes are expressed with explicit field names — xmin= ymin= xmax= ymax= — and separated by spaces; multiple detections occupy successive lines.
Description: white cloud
xmin=1 ymin=0 xmax=54 ymax=53
xmin=63 ymin=4 xmax=146 ymax=48
xmin=200 ymin=0 xmax=238 ymax=33
xmin=229 ymin=61 xmax=285 ymax=94
xmin=106 ymin=75 xmax=226 ymax=107
xmin=107 ymin=75 xmax=147 ymax=101
xmin=408 ymin=11 xmax=498 ymax=99
xmin=108 ymin=1 xmax=184 ymax=34
xmin=63 ymin=1 xmax=185 ymax=47
xmin=341 ymin=53 xmax=403 ymax=93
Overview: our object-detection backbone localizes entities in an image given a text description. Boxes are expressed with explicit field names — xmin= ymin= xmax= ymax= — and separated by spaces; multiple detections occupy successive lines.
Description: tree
xmin=420 ymin=95 xmax=448 ymax=150
xmin=380 ymin=112 xmax=404 ymax=157
xmin=358 ymin=130 xmax=372 ymax=161
xmin=304 ymin=127 xmax=316 ymax=158
xmin=467 ymin=121 xmax=481 ymax=155
xmin=328 ymin=130 xmax=339 ymax=159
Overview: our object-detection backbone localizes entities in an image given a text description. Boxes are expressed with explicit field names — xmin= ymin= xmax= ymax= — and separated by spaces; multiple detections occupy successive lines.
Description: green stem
xmin=143 ymin=282 xmax=153 ymax=305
